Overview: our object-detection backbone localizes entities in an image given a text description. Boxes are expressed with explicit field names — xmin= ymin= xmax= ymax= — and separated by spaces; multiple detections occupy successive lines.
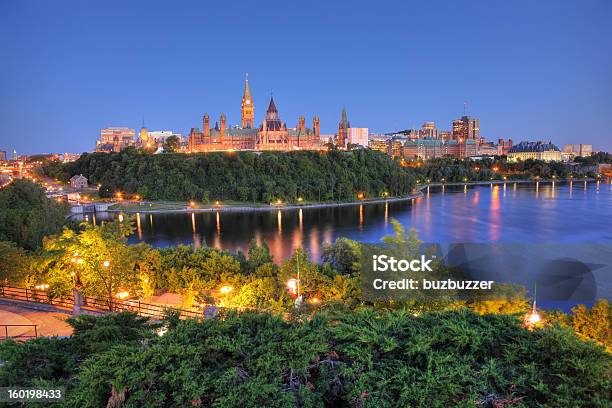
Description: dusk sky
xmin=1 ymin=0 xmax=611 ymax=154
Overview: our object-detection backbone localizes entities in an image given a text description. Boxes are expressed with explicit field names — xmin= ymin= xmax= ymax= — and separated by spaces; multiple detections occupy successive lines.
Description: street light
xmin=219 ymin=285 xmax=233 ymax=295
xmin=524 ymin=284 xmax=541 ymax=328
xmin=115 ymin=291 xmax=129 ymax=300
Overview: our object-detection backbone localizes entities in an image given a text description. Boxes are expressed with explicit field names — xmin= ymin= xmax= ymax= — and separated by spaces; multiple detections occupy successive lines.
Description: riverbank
xmin=95 ymin=177 xmax=598 ymax=214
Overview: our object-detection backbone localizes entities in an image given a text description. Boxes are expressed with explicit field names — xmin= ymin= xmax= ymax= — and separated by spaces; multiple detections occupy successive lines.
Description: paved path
xmin=0 ymin=304 xmax=73 ymax=339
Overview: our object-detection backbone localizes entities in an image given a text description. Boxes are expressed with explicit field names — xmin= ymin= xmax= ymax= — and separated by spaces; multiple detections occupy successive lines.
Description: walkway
xmin=0 ymin=304 xmax=73 ymax=338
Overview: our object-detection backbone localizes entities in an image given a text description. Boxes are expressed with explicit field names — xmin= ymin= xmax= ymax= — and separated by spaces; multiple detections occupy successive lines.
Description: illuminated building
xmin=369 ymin=138 xmax=390 ymax=155
xmin=402 ymin=138 xmax=443 ymax=160
xmin=347 ymin=127 xmax=369 ymax=147
xmin=452 ymin=116 xmax=479 ymax=140
xmin=188 ymin=77 xmax=320 ymax=152
xmin=508 ymin=141 xmax=561 ymax=162
xmin=419 ymin=122 xmax=438 ymax=138
xmin=70 ymin=174 xmax=88 ymax=189
xmin=337 ymin=107 xmax=350 ymax=148
xmin=96 ymin=127 xmax=136 ymax=152
xmin=498 ymin=138 xmax=514 ymax=155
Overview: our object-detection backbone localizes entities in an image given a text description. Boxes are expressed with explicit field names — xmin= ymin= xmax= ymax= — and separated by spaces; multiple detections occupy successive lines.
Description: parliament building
xmin=188 ymin=77 xmax=321 ymax=152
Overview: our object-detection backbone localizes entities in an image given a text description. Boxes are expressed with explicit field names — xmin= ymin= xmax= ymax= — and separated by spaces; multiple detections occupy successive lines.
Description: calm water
xmin=85 ymin=181 xmax=612 ymax=262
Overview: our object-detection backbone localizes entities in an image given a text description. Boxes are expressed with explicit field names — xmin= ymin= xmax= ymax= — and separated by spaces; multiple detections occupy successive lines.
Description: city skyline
xmin=2 ymin=0 xmax=612 ymax=154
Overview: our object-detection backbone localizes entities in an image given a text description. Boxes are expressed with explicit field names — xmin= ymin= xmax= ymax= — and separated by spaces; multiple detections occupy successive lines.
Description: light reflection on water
xmin=79 ymin=182 xmax=612 ymax=263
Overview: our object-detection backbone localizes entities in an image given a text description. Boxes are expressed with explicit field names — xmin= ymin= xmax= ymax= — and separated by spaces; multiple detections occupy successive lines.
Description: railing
xmin=1 ymin=324 xmax=38 ymax=340
xmin=0 ymin=286 xmax=202 ymax=320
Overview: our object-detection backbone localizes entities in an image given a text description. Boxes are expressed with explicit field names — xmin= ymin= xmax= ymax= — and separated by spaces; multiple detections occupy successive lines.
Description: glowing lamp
xmin=115 ymin=291 xmax=129 ymax=300
xmin=286 ymin=278 xmax=299 ymax=295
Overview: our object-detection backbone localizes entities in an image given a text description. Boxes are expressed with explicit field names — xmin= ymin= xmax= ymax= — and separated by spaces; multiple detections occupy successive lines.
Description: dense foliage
xmin=574 ymin=151 xmax=612 ymax=165
xmin=0 ymin=310 xmax=610 ymax=407
xmin=41 ymin=149 xmax=416 ymax=202
xmin=412 ymin=157 xmax=574 ymax=183
xmin=0 ymin=179 xmax=68 ymax=249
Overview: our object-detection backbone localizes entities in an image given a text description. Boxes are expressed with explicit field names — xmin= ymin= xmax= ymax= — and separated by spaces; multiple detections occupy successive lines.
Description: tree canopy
xmin=0 ymin=179 xmax=68 ymax=249
xmin=41 ymin=149 xmax=416 ymax=203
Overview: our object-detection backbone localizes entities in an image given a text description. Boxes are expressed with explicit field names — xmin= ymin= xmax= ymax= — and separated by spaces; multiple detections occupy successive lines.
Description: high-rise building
xmin=0 ymin=150 xmax=6 ymax=162
xmin=241 ymin=74 xmax=254 ymax=128
xmin=452 ymin=116 xmax=479 ymax=140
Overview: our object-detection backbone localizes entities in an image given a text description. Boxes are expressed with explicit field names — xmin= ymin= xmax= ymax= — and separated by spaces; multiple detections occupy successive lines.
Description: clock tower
xmin=241 ymin=74 xmax=254 ymax=128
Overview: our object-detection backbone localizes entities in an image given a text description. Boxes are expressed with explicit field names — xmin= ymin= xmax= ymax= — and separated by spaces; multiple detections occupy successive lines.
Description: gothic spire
xmin=267 ymin=96 xmax=278 ymax=114
xmin=243 ymin=73 xmax=251 ymax=100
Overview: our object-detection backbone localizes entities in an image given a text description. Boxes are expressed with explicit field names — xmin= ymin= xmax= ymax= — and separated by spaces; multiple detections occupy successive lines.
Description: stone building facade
xmin=188 ymin=78 xmax=320 ymax=152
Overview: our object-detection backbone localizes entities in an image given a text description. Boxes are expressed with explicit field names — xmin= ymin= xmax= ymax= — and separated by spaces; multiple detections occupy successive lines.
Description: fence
xmin=0 ymin=286 xmax=202 ymax=320
xmin=1 ymin=324 xmax=38 ymax=340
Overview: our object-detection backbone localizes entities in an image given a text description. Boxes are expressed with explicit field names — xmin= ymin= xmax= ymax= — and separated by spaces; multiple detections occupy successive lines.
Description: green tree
xmin=42 ymin=218 xmax=141 ymax=309
xmin=0 ymin=179 xmax=68 ymax=249
xmin=247 ymin=239 xmax=273 ymax=270
xmin=0 ymin=241 xmax=32 ymax=286
xmin=162 ymin=136 xmax=181 ymax=153
xmin=572 ymin=299 xmax=611 ymax=347
xmin=322 ymin=237 xmax=361 ymax=275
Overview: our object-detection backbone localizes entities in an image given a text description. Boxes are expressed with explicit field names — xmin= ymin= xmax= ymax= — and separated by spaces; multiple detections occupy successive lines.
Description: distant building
xmin=139 ymin=129 xmax=182 ymax=148
xmin=508 ymin=141 xmax=561 ymax=162
xmin=0 ymin=150 xmax=6 ymax=162
xmin=443 ymin=139 xmax=478 ymax=158
xmin=419 ymin=122 xmax=438 ymax=138
xmin=498 ymin=139 xmax=514 ymax=155
xmin=477 ymin=142 xmax=498 ymax=156
xmin=562 ymin=144 xmax=593 ymax=161
xmin=452 ymin=116 xmax=479 ymax=141
xmin=319 ymin=134 xmax=335 ymax=145
xmin=188 ymin=77 xmax=320 ymax=152
xmin=60 ymin=153 xmax=81 ymax=162
xmin=403 ymin=138 xmax=443 ymax=160
xmin=149 ymin=131 xmax=182 ymax=144
xmin=347 ymin=128 xmax=369 ymax=147
xmin=389 ymin=137 xmax=405 ymax=158
xmin=337 ymin=107 xmax=350 ymax=148
xmin=96 ymin=127 xmax=136 ymax=152
xmin=70 ymin=174 xmax=88 ymax=189
xmin=369 ymin=139 xmax=390 ymax=155
xmin=439 ymin=131 xmax=452 ymax=141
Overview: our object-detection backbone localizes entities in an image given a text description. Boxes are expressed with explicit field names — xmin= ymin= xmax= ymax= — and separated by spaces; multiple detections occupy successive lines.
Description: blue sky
xmin=1 ymin=0 xmax=611 ymax=154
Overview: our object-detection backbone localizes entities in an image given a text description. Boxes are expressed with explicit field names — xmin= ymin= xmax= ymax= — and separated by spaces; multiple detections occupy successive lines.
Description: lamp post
xmin=296 ymin=253 xmax=301 ymax=303
xmin=525 ymin=283 xmax=541 ymax=328
xmin=70 ymin=255 xmax=84 ymax=314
